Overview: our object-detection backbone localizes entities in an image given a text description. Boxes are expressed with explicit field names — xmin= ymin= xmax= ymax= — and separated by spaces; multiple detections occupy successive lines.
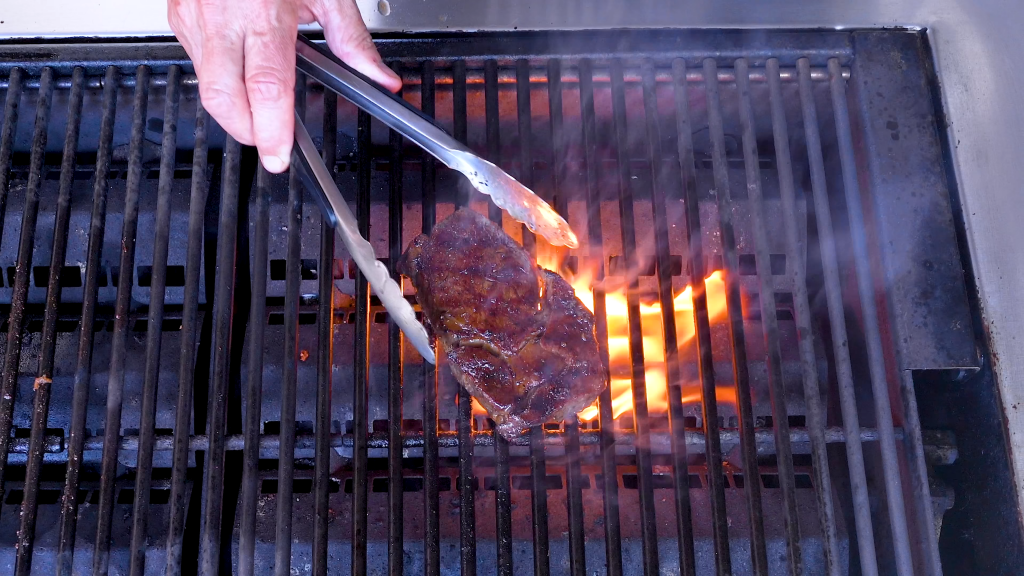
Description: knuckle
xmin=339 ymin=25 xmax=369 ymax=48
xmin=195 ymin=0 xmax=235 ymax=29
xmin=198 ymin=82 xmax=237 ymax=113
xmin=197 ymin=0 xmax=224 ymax=14
xmin=249 ymin=12 xmax=288 ymax=36
xmin=245 ymin=69 xmax=290 ymax=104
xmin=337 ymin=29 xmax=377 ymax=60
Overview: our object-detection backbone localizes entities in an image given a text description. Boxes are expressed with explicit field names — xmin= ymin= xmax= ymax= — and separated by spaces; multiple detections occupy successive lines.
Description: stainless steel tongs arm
xmin=292 ymin=111 xmax=436 ymax=365
xmin=295 ymin=35 xmax=579 ymax=249
xmin=295 ymin=35 xmax=468 ymax=169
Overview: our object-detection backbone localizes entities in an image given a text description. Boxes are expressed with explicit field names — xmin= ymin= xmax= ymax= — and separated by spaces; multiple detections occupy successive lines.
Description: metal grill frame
xmin=0 ymin=29 xmax=979 ymax=576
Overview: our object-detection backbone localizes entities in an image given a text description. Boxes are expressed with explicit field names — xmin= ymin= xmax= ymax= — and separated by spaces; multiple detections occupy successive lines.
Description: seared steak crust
xmin=399 ymin=209 xmax=607 ymax=439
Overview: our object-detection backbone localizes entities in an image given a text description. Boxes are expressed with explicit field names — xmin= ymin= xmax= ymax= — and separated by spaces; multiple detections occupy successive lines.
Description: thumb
xmin=317 ymin=0 xmax=402 ymax=92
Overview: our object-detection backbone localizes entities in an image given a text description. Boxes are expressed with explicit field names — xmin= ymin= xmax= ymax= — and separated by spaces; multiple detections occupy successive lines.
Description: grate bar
xmin=0 ymin=65 xmax=850 ymax=91
xmin=387 ymin=73 xmax=406 ymax=576
xmin=494 ymin=436 xmax=514 ymax=576
xmin=529 ymin=424 xmax=551 ymax=576
xmin=548 ymin=57 xmax=587 ymax=576
xmin=766 ymin=58 xmax=842 ymax=576
xmin=515 ymin=56 xmax=552 ymax=576
xmin=827 ymin=57 xmax=915 ymax=576
xmin=312 ymin=89 xmax=338 ymax=576
xmin=484 ymin=59 xmax=503 ymax=223
xmin=797 ymin=57 xmax=880 ymax=576
xmin=452 ymin=58 xmax=478 ymax=576
xmin=564 ymin=417 xmax=587 ymax=576
xmin=546 ymin=58 xmax=567 ymax=230
xmin=639 ymin=60 xmax=697 ymax=576
xmin=488 ymin=60 xmax=516 ymax=576
xmin=420 ymin=58 xmax=442 ymax=576
xmin=351 ymin=109 xmax=372 ymax=575
xmin=456 ymin=379 xmax=476 ymax=574
xmin=275 ymin=77 xmax=306 ymax=576
xmin=197 ymin=136 xmax=242 ymax=576
xmin=128 ymin=64 xmax=181 ymax=576
xmin=165 ymin=97 xmax=209 ymax=576
xmin=735 ymin=57 xmax=803 ymax=575
xmin=609 ymin=59 xmax=660 ymax=576
xmin=453 ymin=59 xmax=469 ymax=186
xmin=898 ymin=369 xmax=942 ymax=575
xmin=516 ymin=57 xmax=537 ymax=244
xmin=4 ymin=65 xmax=53 ymax=576
xmin=491 ymin=245 xmax=513 ymax=551
xmin=94 ymin=65 xmax=149 ymax=576
xmin=9 ymin=423 xmax=927 ymax=455
xmin=313 ymin=225 xmax=335 ymax=572
xmin=396 ymin=65 xmax=848 ymax=87
xmin=0 ymin=67 xmax=21 ymax=246
xmin=579 ymin=57 xmax=623 ymax=576
xmin=479 ymin=56 xmax=513 ymax=576
xmin=526 ymin=343 xmax=551 ymax=564
xmin=701 ymin=57 xmax=756 ymax=576
xmin=0 ymin=66 xmax=51 ymax=518
xmin=15 ymin=65 xmax=80 ymax=575
xmin=57 ymin=65 xmax=117 ymax=576
xmin=239 ymin=165 xmax=272 ymax=576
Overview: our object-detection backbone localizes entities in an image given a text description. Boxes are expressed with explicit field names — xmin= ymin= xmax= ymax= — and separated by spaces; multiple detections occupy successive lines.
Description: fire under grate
xmin=0 ymin=30 xmax=978 ymax=576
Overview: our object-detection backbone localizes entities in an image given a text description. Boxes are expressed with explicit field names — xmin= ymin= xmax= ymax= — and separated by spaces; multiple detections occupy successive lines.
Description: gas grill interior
xmin=0 ymin=29 xmax=1018 ymax=575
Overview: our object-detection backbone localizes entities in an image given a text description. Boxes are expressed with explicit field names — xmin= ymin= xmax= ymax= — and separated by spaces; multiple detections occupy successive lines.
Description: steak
xmin=399 ymin=208 xmax=607 ymax=440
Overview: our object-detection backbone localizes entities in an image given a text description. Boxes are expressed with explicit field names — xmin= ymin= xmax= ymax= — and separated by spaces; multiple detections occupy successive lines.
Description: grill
xmin=0 ymin=30 xmax=985 ymax=575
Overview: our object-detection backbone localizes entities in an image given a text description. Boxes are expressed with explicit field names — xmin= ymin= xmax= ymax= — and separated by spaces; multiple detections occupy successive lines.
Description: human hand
xmin=168 ymin=0 xmax=401 ymax=172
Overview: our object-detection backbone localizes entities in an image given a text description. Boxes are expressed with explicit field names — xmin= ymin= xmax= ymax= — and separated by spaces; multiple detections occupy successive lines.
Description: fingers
xmin=318 ymin=0 xmax=402 ymax=92
xmin=171 ymin=0 xmax=393 ymax=173
xmin=172 ymin=0 xmax=297 ymax=171
xmin=198 ymin=30 xmax=255 ymax=147
xmin=243 ymin=16 xmax=298 ymax=172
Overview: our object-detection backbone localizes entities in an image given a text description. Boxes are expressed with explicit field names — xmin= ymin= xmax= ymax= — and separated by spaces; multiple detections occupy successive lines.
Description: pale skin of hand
xmin=168 ymin=0 xmax=401 ymax=173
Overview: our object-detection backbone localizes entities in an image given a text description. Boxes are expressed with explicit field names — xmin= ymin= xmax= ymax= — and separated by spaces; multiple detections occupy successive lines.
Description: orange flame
xmin=464 ymin=240 xmax=737 ymax=424
xmin=535 ymin=241 xmax=736 ymax=423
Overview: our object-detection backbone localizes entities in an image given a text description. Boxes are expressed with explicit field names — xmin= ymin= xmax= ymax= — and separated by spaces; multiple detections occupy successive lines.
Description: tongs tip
xmin=455 ymin=152 xmax=581 ymax=249
xmin=529 ymin=203 xmax=579 ymax=249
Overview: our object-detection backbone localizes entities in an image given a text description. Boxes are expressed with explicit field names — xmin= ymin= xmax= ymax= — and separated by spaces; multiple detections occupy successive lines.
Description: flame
xmin=535 ymin=241 xmax=735 ymax=423
xmin=465 ymin=241 xmax=737 ymax=425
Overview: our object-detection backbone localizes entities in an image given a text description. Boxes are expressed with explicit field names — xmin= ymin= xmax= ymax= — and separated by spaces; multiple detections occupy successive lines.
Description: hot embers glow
xmin=535 ymin=242 xmax=737 ymax=422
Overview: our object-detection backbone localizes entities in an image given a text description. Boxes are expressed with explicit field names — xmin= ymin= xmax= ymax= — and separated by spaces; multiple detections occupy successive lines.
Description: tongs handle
xmin=295 ymin=36 xmax=470 ymax=169
xmin=300 ymin=38 xmax=439 ymax=126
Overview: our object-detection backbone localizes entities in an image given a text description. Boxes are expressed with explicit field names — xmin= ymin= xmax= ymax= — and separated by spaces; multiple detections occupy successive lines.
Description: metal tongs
xmin=293 ymin=36 xmax=578 ymax=248
xmin=292 ymin=112 xmax=435 ymax=364
xmin=291 ymin=36 xmax=580 ymax=365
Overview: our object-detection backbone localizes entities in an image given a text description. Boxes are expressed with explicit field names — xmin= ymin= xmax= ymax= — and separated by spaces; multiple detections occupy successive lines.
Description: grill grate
xmin=0 ymin=30 xmax=975 ymax=576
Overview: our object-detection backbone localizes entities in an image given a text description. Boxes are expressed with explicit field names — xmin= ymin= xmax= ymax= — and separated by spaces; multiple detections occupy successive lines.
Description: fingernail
xmin=262 ymin=155 xmax=287 ymax=173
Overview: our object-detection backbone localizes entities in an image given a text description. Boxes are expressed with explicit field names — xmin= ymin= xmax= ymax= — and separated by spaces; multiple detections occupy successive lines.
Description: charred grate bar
xmin=0 ymin=30 xmax=977 ymax=575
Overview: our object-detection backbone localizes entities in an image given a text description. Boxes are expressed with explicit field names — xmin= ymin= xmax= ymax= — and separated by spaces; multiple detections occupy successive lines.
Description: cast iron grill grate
xmin=0 ymin=30 xmax=975 ymax=576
